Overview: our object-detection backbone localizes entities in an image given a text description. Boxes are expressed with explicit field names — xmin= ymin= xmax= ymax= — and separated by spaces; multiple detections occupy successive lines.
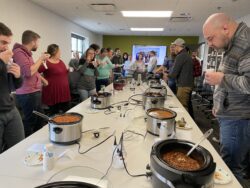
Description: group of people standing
xmin=0 ymin=12 xmax=249 ymax=188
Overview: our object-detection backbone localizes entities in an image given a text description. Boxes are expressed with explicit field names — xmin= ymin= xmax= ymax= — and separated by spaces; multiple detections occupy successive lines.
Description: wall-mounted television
xmin=132 ymin=45 xmax=167 ymax=65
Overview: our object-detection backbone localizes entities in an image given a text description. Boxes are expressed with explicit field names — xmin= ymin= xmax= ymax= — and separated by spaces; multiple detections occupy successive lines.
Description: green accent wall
xmin=103 ymin=35 xmax=199 ymax=55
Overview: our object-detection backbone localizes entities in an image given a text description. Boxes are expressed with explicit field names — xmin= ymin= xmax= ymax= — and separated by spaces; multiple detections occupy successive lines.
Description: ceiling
xmin=30 ymin=0 xmax=250 ymax=36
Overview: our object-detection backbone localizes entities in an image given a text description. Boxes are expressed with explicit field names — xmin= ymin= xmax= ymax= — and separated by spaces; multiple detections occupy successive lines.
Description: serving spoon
xmin=33 ymin=110 xmax=51 ymax=121
xmin=186 ymin=128 xmax=214 ymax=156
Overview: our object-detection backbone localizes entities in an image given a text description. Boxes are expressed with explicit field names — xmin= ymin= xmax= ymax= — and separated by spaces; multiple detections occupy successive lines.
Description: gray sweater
xmin=77 ymin=60 xmax=98 ymax=91
xmin=214 ymin=22 xmax=250 ymax=119
xmin=168 ymin=49 xmax=194 ymax=87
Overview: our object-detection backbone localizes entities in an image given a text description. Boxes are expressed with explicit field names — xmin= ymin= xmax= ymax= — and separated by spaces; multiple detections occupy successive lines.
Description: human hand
xmin=163 ymin=72 xmax=168 ymax=82
xmin=0 ymin=50 xmax=13 ymax=64
xmin=40 ymin=53 xmax=50 ymax=61
xmin=205 ymin=72 xmax=224 ymax=85
xmin=7 ymin=63 xmax=21 ymax=78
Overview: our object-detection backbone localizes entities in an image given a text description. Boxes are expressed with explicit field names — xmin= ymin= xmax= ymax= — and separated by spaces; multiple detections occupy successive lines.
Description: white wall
xmin=236 ymin=13 xmax=250 ymax=26
xmin=1 ymin=0 xmax=103 ymax=63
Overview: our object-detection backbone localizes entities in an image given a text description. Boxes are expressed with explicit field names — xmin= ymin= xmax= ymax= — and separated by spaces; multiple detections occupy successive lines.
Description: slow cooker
xmin=91 ymin=92 xmax=111 ymax=109
xmin=149 ymin=139 xmax=216 ymax=188
xmin=146 ymin=108 xmax=176 ymax=136
xmin=35 ymin=181 xmax=100 ymax=188
xmin=149 ymin=84 xmax=167 ymax=99
xmin=142 ymin=92 xmax=165 ymax=111
xmin=49 ymin=112 xmax=83 ymax=145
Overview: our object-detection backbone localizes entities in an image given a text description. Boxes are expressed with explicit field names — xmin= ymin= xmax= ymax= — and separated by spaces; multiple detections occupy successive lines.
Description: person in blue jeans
xmin=203 ymin=13 xmax=250 ymax=186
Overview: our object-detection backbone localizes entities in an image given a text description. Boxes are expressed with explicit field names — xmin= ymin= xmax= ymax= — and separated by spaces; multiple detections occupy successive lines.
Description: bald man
xmin=203 ymin=13 xmax=250 ymax=184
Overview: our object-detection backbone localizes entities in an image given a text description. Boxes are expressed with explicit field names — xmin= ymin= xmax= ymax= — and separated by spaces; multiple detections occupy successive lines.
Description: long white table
xmin=0 ymin=84 xmax=242 ymax=188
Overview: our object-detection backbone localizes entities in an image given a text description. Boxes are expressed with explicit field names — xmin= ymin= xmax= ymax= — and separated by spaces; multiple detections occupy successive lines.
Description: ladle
xmin=33 ymin=110 xmax=51 ymax=121
xmin=186 ymin=128 xmax=213 ymax=156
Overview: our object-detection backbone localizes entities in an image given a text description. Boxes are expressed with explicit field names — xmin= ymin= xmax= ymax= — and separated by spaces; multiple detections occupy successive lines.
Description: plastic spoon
xmin=186 ymin=128 xmax=213 ymax=156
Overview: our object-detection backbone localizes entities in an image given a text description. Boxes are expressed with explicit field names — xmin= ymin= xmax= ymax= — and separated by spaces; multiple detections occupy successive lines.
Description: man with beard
xmin=13 ymin=30 xmax=50 ymax=137
xmin=203 ymin=13 xmax=250 ymax=186
xmin=0 ymin=23 xmax=24 ymax=152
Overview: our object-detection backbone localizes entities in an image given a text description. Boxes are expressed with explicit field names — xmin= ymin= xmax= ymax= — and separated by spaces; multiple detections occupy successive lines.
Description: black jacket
xmin=0 ymin=59 xmax=23 ymax=112
xmin=169 ymin=49 xmax=194 ymax=87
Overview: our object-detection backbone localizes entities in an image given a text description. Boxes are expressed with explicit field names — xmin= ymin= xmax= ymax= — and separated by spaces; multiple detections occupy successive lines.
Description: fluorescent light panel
xmin=131 ymin=28 xmax=164 ymax=31
xmin=121 ymin=11 xmax=172 ymax=17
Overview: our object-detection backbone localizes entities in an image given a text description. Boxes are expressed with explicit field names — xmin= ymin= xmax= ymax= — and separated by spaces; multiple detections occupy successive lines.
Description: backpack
xmin=193 ymin=58 xmax=202 ymax=77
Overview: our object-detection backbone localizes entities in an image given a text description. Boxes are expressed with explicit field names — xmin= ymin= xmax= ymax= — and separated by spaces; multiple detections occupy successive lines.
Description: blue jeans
xmin=218 ymin=118 xmax=250 ymax=181
xmin=168 ymin=79 xmax=176 ymax=94
xmin=78 ymin=89 xmax=96 ymax=101
xmin=16 ymin=91 xmax=45 ymax=137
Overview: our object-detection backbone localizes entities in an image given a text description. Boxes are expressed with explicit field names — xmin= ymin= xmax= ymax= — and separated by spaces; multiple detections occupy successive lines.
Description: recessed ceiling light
xmin=130 ymin=28 xmax=164 ymax=31
xmin=121 ymin=11 xmax=172 ymax=17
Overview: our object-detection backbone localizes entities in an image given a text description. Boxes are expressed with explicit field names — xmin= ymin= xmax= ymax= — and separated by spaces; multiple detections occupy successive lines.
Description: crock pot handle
xmin=53 ymin=127 xmax=63 ymax=134
xmin=157 ymin=122 xmax=161 ymax=129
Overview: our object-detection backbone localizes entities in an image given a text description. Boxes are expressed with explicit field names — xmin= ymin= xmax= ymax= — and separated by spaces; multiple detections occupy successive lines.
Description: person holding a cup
xmin=203 ymin=13 xmax=250 ymax=185
xmin=0 ymin=23 xmax=25 ymax=153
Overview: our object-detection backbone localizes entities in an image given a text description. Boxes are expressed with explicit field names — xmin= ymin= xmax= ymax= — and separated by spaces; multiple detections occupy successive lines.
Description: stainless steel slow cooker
xmin=142 ymin=92 xmax=165 ymax=111
xmin=149 ymin=139 xmax=216 ymax=188
xmin=146 ymin=108 xmax=176 ymax=136
xmin=91 ymin=92 xmax=111 ymax=109
xmin=49 ymin=112 xmax=83 ymax=145
xmin=149 ymin=84 xmax=167 ymax=99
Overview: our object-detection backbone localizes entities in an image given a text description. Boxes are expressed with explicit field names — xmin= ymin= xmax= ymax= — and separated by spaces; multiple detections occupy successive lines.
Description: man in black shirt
xmin=168 ymin=38 xmax=194 ymax=115
xmin=0 ymin=23 xmax=24 ymax=153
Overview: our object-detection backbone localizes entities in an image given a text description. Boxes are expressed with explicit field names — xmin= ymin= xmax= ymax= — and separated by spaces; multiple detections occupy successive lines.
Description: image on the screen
xmin=132 ymin=45 xmax=167 ymax=65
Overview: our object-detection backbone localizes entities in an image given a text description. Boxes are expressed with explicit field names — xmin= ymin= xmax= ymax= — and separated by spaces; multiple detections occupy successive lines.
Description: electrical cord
xmin=128 ymin=94 xmax=143 ymax=106
xmin=81 ymin=127 xmax=110 ymax=134
xmin=119 ymin=132 xmax=148 ymax=178
xmin=99 ymin=144 xmax=118 ymax=181
xmin=76 ymin=131 xmax=116 ymax=155
xmin=110 ymin=100 xmax=129 ymax=106
xmin=123 ymin=130 xmax=145 ymax=138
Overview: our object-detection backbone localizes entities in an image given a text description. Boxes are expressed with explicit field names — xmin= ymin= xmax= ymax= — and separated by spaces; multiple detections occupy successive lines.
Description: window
xmin=71 ymin=33 xmax=87 ymax=58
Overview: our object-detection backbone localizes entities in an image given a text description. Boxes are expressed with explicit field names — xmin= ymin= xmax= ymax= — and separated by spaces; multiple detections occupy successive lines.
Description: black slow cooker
xmin=149 ymin=139 xmax=216 ymax=188
xmin=35 ymin=181 xmax=100 ymax=188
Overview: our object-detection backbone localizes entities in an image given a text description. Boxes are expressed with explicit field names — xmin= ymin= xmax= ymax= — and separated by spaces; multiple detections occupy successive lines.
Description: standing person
xmin=122 ymin=52 xmax=129 ymax=76
xmin=38 ymin=44 xmax=71 ymax=115
xmin=107 ymin=47 xmax=114 ymax=82
xmin=147 ymin=51 xmax=157 ymax=74
xmin=69 ymin=51 xmax=80 ymax=71
xmin=96 ymin=48 xmax=115 ymax=91
xmin=89 ymin=43 xmax=100 ymax=57
xmin=111 ymin=48 xmax=123 ymax=80
xmin=107 ymin=47 xmax=114 ymax=60
xmin=77 ymin=48 xmax=98 ymax=101
xmin=134 ymin=53 xmax=146 ymax=80
xmin=167 ymin=38 xmax=194 ymax=115
xmin=123 ymin=55 xmax=135 ymax=77
xmin=0 ymin=23 xmax=24 ymax=152
xmin=203 ymin=13 xmax=250 ymax=185
xmin=156 ymin=44 xmax=177 ymax=94
xmin=13 ymin=30 xmax=50 ymax=137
